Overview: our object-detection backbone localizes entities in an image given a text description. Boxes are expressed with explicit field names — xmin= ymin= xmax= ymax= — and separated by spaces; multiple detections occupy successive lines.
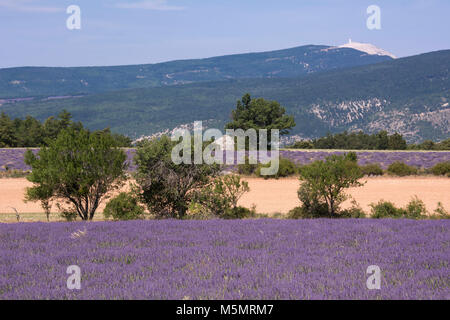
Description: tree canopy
xmin=24 ymin=127 xmax=128 ymax=220
xmin=225 ymin=93 xmax=296 ymax=139
xmin=0 ymin=110 xmax=132 ymax=148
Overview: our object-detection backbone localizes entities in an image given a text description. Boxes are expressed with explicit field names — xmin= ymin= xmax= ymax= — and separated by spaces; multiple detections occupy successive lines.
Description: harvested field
xmin=239 ymin=176 xmax=450 ymax=215
xmin=1 ymin=176 xmax=449 ymax=221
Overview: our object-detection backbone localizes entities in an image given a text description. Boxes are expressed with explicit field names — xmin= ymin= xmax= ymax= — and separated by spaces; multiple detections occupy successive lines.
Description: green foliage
xmin=387 ymin=161 xmax=419 ymax=176
xmin=225 ymin=93 xmax=295 ymax=148
xmin=286 ymin=140 xmax=314 ymax=149
xmin=255 ymin=157 xmax=297 ymax=179
xmin=103 ymin=192 xmax=146 ymax=221
xmin=360 ymin=163 xmax=384 ymax=176
xmin=0 ymin=112 xmax=16 ymax=147
xmin=370 ymin=200 xmax=406 ymax=218
xmin=288 ymin=130 xmax=408 ymax=150
xmin=134 ymin=135 xmax=220 ymax=219
xmin=25 ymin=127 xmax=128 ymax=220
xmin=370 ymin=197 xmax=427 ymax=219
xmin=0 ymin=111 xmax=132 ymax=147
xmin=58 ymin=206 xmax=78 ymax=222
xmin=194 ymin=175 xmax=250 ymax=219
xmin=429 ymin=161 xmax=450 ymax=176
xmin=408 ymin=138 xmax=450 ymax=150
xmin=237 ymin=156 xmax=258 ymax=175
xmin=297 ymin=153 xmax=364 ymax=216
xmin=405 ymin=196 xmax=428 ymax=219
xmin=432 ymin=202 xmax=450 ymax=219
xmin=221 ymin=206 xmax=256 ymax=219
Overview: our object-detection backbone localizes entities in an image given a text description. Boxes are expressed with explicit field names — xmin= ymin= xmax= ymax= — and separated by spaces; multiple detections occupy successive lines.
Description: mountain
xmin=2 ymin=49 xmax=447 ymax=143
xmin=337 ymin=39 xmax=396 ymax=59
xmin=0 ymin=44 xmax=393 ymax=99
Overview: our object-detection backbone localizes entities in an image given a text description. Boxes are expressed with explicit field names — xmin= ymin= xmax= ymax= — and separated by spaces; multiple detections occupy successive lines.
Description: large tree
xmin=134 ymin=135 xmax=220 ymax=219
xmin=24 ymin=127 xmax=128 ymax=220
xmin=225 ymin=93 xmax=295 ymax=148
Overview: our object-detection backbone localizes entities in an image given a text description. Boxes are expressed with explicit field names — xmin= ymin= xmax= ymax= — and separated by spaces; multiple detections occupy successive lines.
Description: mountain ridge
xmin=0 ymin=44 xmax=393 ymax=99
xmin=2 ymin=49 xmax=448 ymax=143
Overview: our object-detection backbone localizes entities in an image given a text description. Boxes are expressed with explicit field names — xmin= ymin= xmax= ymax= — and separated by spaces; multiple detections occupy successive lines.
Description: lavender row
xmin=1 ymin=148 xmax=449 ymax=172
xmin=0 ymin=219 xmax=449 ymax=299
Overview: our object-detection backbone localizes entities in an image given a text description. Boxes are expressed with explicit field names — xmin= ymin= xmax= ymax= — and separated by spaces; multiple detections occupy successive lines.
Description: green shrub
xmin=222 ymin=206 xmax=256 ymax=219
xmin=370 ymin=197 xmax=427 ymax=219
xmin=287 ymin=206 xmax=315 ymax=219
xmin=286 ymin=140 xmax=314 ymax=149
xmin=432 ymin=202 xmax=450 ymax=219
xmin=339 ymin=200 xmax=366 ymax=218
xmin=429 ymin=161 xmax=450 ymax=177
xmin=237 ymin=156 xmax=258 ymax=175
xmin=194 ymin=175 xmax=250 ymax=219
xmin=360 ymin=163 xmax=384 ymax=176
xmin=405 ymin=196 xmax=427 ymax=219
xmin=103 ymin=192 xmax=146 ymax=221
xmin=255 ymin=157 xmax=297 ymax=179
xmin=57 ymin=206 xmax=78 ymax=222
xmin=387 ymin=161 xmax=418 ymax=176
xmin=370 ymin=200 xmax=406 ymax=218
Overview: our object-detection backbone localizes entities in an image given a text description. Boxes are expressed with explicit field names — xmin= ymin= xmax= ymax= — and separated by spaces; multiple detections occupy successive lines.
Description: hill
xmin=1 ymin=50 xmax=448 ymax=142
xmin=0 ymin=45 xmax=392 ymax=99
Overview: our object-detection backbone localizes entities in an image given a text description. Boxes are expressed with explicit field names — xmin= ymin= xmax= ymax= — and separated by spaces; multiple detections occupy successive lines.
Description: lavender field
xmin=0 ymin=219 xmax=449 ymax=299
xmin=1 ymin=148 xmax=449 ymax=171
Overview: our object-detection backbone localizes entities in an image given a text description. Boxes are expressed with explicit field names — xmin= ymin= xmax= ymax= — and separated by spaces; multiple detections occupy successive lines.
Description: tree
xmin=134 ymin=135 xmax=220 ymax=219
xmin=298 ymin=153 xmax=364 ymax=216
xmin=0 ymin=112 xmax=16 ymax=147
xmin=388 ymin=133 xmax=407 ymax=150
xmin=24 ymin=127 xmax=128 ymax=221
xmin=225 ymin=93 xmax=295 ymax=148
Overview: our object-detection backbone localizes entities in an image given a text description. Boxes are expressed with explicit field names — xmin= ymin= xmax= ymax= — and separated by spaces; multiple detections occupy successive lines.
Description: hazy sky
xmin=1 ymin=0 xmax=449 ymax=68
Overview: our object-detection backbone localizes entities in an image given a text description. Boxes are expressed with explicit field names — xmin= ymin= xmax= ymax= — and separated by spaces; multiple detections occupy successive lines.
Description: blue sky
xmin=0 ymin=0 xmax=449 ymax=68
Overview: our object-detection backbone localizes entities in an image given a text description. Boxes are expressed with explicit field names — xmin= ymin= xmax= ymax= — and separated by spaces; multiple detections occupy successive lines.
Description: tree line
xmin=0 ymin=110 xmax=132 ymax=148
xmin=287 ymin=131 xmax=450 ymax=150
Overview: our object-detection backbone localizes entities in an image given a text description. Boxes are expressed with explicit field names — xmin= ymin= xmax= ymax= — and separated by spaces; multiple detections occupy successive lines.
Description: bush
xmin=387 ymin=161 xmax=418 ymax=176
xmin=405 ymin=196 xmax=428 ymax=219
xmin=370 ymin=200 xmax=406 ymax=218
xmin=432 ymin=202 xmax=450 ymax=219
xmin=429 ymin=161 xmax=450 ymax=177
xmin=255 ymin=157 xmax=297 ymax=179
xmin=286 ymin=140 xmax=314 ymax=149
xmin=237 ymin=156 xmax=258 ymax=175
xmin=103 ymin=192 xmax=146 ymax=221
xmin=339 ymin=200 xmax=366 ymax=218
xmin=360 ymin=163 xmax=384 ymax=176
xmin=370 ymin=197 xmax=427 ymax=219
xmin=287 ymin=206 xmax=316 ymax=219
xmin=194 ymin=175 xmax=250 ymax=218
xmin=222 ymin=206 xmax=256 ymax=219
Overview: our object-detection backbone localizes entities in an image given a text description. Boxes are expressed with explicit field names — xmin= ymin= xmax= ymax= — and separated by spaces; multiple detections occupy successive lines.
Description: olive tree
xmin=24 ymin=128 xmax=128 ymax=221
